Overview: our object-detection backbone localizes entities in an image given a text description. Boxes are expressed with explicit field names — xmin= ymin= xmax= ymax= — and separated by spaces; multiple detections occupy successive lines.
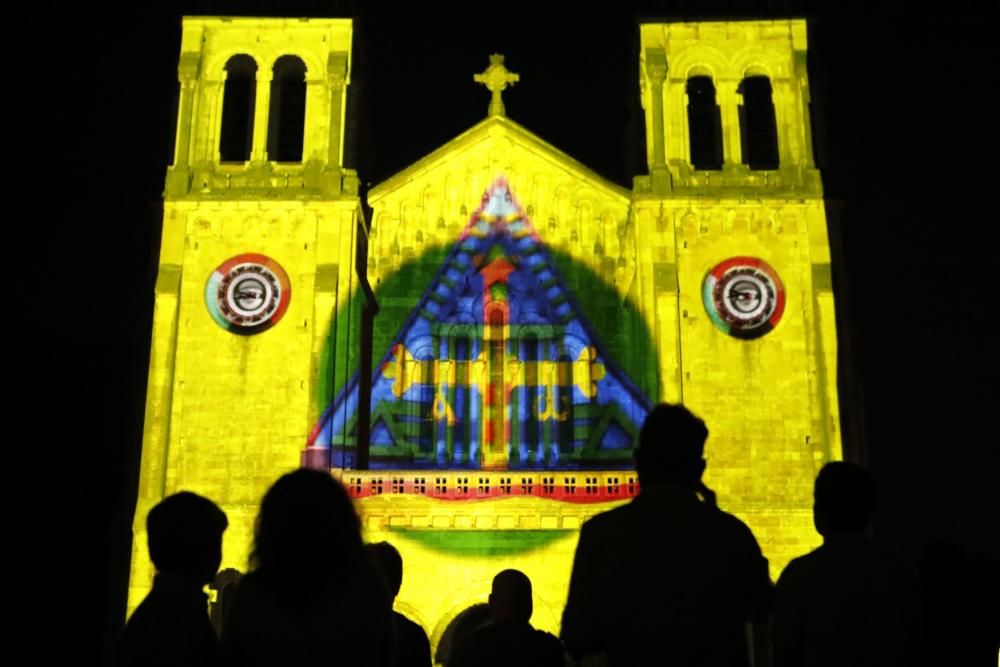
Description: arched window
xmin=219 ymin=55 xmax=257 ymax=162
xmin=739 ymin=76 xmax=780 ymax=169
xmin=686 ymin=76 xmax=723 ymax=170
xmin=266 ymin=56 xmax=307 ymax=162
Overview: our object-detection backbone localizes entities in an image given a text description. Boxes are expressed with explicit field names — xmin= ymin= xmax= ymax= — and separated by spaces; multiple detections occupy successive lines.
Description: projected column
xmin=522 ymin=334 xmax=539 ymax=466
xmin=483 ymin=308 xmax=508 ymax=469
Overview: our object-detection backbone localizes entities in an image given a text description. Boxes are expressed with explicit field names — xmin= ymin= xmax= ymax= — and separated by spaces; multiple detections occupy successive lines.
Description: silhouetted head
xmin=367 ymin=541 xmax=403 ymax=600
xmin=147 ymin=491 xmax=227 ymax=586
xmin=813 ymin=462 xmax=876 ymax=537
xmin=489 ymin=569 xmax=533 ymax=623
xmin=251 ymin=469 xmax=362 ymax=594
xmin=635 ymin=403 xmax=708 ymax=487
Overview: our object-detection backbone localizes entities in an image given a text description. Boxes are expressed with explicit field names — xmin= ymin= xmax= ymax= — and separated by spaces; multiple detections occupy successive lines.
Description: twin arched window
xmin=219 ymin=54 xmax=308 ymax=163
xmin=685 ymin=73 xmax=780 ymax=170
xmin=686 ymin=76 xmax=723 ymax=170
xmin=219 ymin=55 xmax=257 ymax=162
xmin=267 ymin=56 xmax=307 ymax=162
xmin=738 ymin=76 xmax=779 ymax=170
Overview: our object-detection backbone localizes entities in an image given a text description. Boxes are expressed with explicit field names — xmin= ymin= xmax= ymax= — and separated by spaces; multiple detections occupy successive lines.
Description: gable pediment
xmin=367 ymin=116 xmax=634 ymax=290
xmin=370 ymin=116 xmax=630 ymax=205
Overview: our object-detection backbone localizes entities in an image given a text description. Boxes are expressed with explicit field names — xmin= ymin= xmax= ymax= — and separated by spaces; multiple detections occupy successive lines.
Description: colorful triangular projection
xmin=306 ymin=177 xmax=651 ymax=470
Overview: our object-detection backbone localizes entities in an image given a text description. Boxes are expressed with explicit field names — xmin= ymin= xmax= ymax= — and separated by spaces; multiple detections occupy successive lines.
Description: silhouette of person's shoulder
xmin=708 ymin=502 xmax=763 ymax=546
xmin=773 ymin=534 xmax=920 ymax=667
xmin=450 ymin=621 xmax=563 ymax=667
xmin=779 ymin=533 xmax=917 ymax=591
xmin=222 ymin=570 xmax=270 ymax=611
xmin=392 ymin=610 xmax=431 ymax=667
xmin=223 ymin=568 xmax=393 ymax=666
xmin=584 ymin=485 xmax=758 ymax=544
xmin=580 ymin=497 xmax=636 ymax=530
xmin=526 ymin=627 xmax=564 ymax=666
xmin=116 ymin=574 xmax=219 ymax=667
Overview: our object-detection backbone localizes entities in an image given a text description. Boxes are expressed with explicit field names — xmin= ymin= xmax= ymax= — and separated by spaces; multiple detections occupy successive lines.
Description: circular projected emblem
xmin=206 ymin=254 xmax=290 ymax=334
xmin=703 ymin=257 xmax=785 ymax=339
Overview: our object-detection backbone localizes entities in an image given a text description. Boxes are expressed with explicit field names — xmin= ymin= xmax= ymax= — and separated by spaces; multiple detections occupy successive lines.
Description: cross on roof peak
xmin=474 ymin=53 xmax=520 ymax=117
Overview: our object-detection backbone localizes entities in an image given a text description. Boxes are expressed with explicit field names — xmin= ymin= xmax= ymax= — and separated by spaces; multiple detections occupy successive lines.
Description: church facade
xmin=130 ymin=16 xmax=841 ymax=652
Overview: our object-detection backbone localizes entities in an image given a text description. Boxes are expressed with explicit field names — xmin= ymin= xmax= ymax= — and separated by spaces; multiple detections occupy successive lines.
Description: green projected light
xmin=388 ymin=528 xmax=572 ymax=556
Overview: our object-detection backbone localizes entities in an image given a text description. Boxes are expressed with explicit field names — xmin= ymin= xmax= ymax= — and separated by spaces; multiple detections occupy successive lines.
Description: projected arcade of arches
xmin=308 ymin=178 xmax=651 ymax=470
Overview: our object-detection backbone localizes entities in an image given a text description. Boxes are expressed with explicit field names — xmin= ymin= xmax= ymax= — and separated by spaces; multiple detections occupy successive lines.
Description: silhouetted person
xmin=115 ymin=492 xmax=228 ymax=667
xmin=208 ymin=568 xmax=243 ymax=637
xmin=367 ymin=541 xmax=432 ymax=667
xmin=562 ymin=403 xmax=773 ymax=666
xmin=221 ymin=469 xmax=393 ymax=667
xmin=448 ymin=569 xmax=564 ymax=667
xmin=771 ymin=462 xmax=921 ymax=667
xmin=435 ymin=603 xmax=492 ymax=667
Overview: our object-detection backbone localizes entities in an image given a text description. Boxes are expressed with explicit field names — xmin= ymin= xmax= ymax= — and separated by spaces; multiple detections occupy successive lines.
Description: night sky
xmin=15 ymin=1 xmax=995 ymax=663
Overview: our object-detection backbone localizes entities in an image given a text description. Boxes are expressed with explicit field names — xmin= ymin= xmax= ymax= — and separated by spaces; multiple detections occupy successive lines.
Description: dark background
xmin=14 ymin=1 xmax=995 ymax=664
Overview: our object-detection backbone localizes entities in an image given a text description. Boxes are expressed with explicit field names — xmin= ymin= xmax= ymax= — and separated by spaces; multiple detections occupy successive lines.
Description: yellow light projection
xmin=131 ymin=16 xmax=841 ymax=662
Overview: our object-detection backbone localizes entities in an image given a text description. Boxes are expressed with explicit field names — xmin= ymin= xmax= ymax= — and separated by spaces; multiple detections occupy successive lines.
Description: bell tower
xmin=635 ymin=20 xmax=841 ymax=570
xmin=129 ymin=17 xmax=362 ymax=612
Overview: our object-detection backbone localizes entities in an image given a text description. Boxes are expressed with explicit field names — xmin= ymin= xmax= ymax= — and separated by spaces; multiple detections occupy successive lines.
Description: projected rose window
xmin=206 ymin=253 xmax=291 ymax=334
xmin=703 ymin=257 xmax=785 ymax=339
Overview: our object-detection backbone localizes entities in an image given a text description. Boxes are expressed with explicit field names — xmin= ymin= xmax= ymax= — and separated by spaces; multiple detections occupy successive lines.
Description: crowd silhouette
xmin=116 ymin=404 xmax=998 ymax=667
